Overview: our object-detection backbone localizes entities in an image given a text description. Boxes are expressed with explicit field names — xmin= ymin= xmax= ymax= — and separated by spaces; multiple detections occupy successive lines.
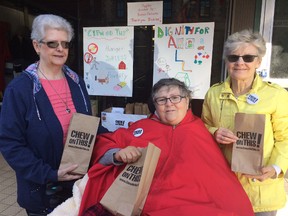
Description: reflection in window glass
xmin=117 ymin=0 xmax=125 ymax=18
xmin=270 ymin=0 xmax=288 ymax=78
xmin=163 ymin=0 xmax=172 ymax=18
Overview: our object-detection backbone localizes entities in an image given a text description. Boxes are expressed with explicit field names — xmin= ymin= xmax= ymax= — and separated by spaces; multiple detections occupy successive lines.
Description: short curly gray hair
xmin=223 ymin=29 xmax=266 ymax=59
xmin=31 ymin=14 xmax=74 ymax=42
xmin=152 ymin=78 xmax=192 ymax=101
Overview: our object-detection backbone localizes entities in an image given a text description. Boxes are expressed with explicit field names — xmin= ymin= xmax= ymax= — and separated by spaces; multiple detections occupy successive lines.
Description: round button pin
xmin=133 ymin=128 xmax=144 ymax=137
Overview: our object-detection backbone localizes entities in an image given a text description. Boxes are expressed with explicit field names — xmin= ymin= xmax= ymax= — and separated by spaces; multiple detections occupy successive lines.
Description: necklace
xmin=38 ymin=67 xmax=71 ymax=113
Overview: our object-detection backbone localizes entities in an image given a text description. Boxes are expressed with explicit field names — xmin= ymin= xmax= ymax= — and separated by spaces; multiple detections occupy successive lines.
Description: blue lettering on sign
xmin=133 ymin=128 xmax=144 ymax=137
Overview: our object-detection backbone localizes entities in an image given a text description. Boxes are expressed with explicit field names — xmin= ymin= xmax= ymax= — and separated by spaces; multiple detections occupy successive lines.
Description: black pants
xmin=26 ymin=181 xmax=74 ymax=216
xmin=26 ymin=209 xmax=51 ymax=216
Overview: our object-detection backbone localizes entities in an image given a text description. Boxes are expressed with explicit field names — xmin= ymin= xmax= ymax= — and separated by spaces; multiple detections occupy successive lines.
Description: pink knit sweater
xmin=41 ymin=78 xmax=76 ymax=143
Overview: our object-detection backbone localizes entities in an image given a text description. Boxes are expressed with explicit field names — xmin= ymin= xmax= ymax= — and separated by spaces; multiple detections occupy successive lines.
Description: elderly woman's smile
xmin=154 ymin=85 xmax=189 ymax=126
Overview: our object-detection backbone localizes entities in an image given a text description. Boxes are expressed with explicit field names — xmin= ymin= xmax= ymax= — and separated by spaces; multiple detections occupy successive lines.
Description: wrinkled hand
xmin=57 ymin=164 xmax=83 ymax=181
xmin=244 ymin=165 xmax=277 ymax=182
xmin=114 ymin=146 xmax=142 ymax=163
xmin=214 ymin=127 xmax=238 ymax=144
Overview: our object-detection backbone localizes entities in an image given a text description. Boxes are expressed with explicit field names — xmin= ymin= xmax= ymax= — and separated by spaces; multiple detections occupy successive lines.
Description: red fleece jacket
xmin=79 ymin=111 xmax=254 ymax=216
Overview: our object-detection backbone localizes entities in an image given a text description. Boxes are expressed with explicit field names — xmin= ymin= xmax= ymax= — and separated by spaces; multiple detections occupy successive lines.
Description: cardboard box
xmin=125 ymin=103 xmax=151 ymax=115
xmin=101 ymin=107 xmax=147 ymax=132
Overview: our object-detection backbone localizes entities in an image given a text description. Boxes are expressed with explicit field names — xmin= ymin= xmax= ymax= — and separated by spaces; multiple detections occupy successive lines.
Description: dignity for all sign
xmin=153 ymin=22 xmax=215 ymax=99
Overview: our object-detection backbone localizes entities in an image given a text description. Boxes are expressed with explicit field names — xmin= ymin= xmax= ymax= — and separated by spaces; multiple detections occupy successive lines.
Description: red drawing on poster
xmin=88 ymin=43 xmax=98 ymax=54
xmin=118 ymin=61 xmax=126 ymax=70
xmin=84 ymin=52 xmax=93 ymax=64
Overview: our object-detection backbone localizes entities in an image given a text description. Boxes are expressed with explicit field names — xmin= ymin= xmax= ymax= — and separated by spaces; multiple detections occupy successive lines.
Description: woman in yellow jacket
xmin=201 ymin=29 xmax=288 ymax=216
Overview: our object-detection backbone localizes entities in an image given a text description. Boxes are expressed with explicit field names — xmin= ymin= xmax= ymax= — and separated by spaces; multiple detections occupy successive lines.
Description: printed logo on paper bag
xmin=235 ymin=131 xmax=262 ymax=151
xmin=67 ymin=130 xmax=95 ymax=151
xmin=120 ymin=165 xmax=143 ymax=186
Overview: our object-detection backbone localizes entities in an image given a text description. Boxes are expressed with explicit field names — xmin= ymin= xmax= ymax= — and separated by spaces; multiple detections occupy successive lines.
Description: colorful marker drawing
xmin=175 ymin=72 xmax=191 ymax=87
xmin=84 ymin=52 xmax=93 ymax=64
xmin=186 ymin=38 xmax=195 ymax=49
xmin=88 ymin=43 xmax=98 ymax=54
xmin=175 ymin=50 xmax=192 ymax=72
xmin=118 ymin=61 xmax=126 ymax=70
xmin=197 ymin=45 xmax=205 ymax=50
xmin=153 ymin=22 xmax=214 ymax=99
xmin=156 ymin=57 xmax=171 ymax=74
xmin=98 ymin=76 xmax=109 ymax=84
xmin=90 ymin=57 xmax=99 ymax=70
xmin=83 ymin=26 xmax=134 ymax=97
xmin=114 ymin=81 xmax=127 ymax=91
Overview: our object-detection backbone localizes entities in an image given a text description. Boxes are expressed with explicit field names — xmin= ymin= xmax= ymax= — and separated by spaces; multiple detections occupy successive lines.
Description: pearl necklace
xmin=38 ymin=67 xmax=71 ymax=113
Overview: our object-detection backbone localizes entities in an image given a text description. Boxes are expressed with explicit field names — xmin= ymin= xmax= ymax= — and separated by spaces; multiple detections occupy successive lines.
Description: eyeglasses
xmin=154 ymin=95 xmax=186 ymax=105
xmin=40 ymin=41 xmax=70 ymax=49
xmin=226 ymin=55 xmax=258 ymax=63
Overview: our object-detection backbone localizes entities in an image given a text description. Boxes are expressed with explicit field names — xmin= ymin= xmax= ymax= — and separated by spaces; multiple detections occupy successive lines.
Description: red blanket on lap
xmin=79 ymin=111 xmax=253 ymax=216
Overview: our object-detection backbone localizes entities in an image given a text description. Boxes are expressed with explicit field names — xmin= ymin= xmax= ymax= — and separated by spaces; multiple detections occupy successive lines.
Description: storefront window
xmin=259 ymin=0 xmax=288 ymax=87
xmin=117 ymin=0 xmax=125 ymax=18
xmin=270 ymin=0 xmax=288 ymax=79
xmin=163 ymin=0 xmax=172 ymax=18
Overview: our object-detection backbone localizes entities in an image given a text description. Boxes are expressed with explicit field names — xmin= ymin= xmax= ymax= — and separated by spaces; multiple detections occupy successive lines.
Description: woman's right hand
xmin=114 ymin=146 xmax=142 ymax=163
xmin=57 ymin=164 xmax=83 ymax=181
xmin=214 ymin=127 xmax=238 ymax=144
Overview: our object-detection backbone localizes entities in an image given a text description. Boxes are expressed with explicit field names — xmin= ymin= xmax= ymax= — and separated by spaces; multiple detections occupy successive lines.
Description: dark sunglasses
xmin=226 ymin=55 xmax=258 ymax=63
xmin=40 ymin=40 xmax=70 ymax=49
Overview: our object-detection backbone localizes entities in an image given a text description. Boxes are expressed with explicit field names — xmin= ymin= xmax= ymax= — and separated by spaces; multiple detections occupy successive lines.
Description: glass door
xmin=258 ymin=0 xmax=288 ymax=88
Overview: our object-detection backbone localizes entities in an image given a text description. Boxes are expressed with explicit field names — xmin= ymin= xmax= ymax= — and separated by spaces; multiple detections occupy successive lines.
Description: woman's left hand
xmin=214 ymin=127 xmax=238 ymax=144
xmin=58 ymin=164 xmax=83 ymax=181
xmin=244 ymin=165 xmax=277 ymax=182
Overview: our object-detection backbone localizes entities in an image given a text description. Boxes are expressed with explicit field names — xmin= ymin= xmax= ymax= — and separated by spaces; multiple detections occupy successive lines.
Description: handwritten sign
xmin=83 ymin=27 xmax=134 ymax=97
xmin=153 ymin=22 xmax=215 ymax=99
xmin=128 ymin=1 xmax=163 ymax=26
